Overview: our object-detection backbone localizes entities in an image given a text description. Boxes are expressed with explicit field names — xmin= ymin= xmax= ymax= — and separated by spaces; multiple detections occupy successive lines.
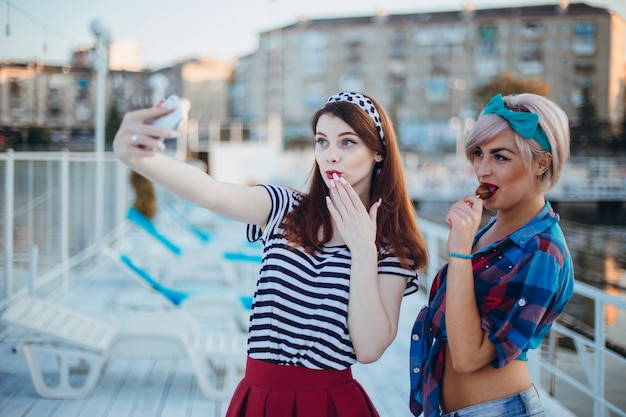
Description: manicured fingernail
xmin=330 ymin=179 xmax=336 ymax=188
xmin=339 ymin=176 xmax=347 ymax=185
xmin=326 ymin=196 xmax=331 ymax=204
xmin=332 ymin=173 xmax=339 ymax=181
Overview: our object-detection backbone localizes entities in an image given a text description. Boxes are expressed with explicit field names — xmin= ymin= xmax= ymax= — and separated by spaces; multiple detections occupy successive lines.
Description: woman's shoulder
xmin=259 ymin=184 xmax=305 ymax=204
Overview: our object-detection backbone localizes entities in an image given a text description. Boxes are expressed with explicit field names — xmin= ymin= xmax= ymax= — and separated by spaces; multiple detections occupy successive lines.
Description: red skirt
xmin=225 ymin=357 xmax=380 ymax=417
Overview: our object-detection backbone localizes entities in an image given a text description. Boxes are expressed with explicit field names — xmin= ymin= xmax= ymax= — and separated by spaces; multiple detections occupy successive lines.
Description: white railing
xmin=419 ymin=214 xmax=626 ymax=417
xmin=1 ymin=150 xmax=625 ymax=416
xmin=404 ymin=155 xmax=626 ymax=203
xmin=0 ymin=149 xmax=131 ymax=307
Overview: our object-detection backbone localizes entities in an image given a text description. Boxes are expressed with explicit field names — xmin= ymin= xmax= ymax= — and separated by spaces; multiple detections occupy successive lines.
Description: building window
xmin=572 ymin=21 xmax=595 ymax=56
xmin=478 ymin=24 xmax=496 ymax=56
xmin=8 ymin=78 xmax=22 ymax=118
xmin=77 ymin=78 xmax=90 ymax=100
xmin=304 ymin=31 xmax=326 ymax=75
xmin=431 ymin=56 xmax=448 ymax=75
xmin=425 ymin=77 xmax=449 ymax=104
xmin=48 ymin=87 xmax=62 ymax=117
xmin=391 ymin=30 xmax=407 ymax=58
xmin=520 ymin=22 xmax=543 ymax=62
xmin=390 ymin=75 xmax=406 ymax=104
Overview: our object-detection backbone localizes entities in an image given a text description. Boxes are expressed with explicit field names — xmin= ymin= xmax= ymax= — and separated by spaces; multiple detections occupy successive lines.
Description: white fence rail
xmin=0 ymin=150 xmax=131 ymax=305
xmin=1 ymin=150 xmax=625 ymax=416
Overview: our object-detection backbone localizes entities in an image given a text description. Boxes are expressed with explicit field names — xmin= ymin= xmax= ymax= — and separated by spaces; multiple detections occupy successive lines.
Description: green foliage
xmin=613 ymin=91 xmax=626 ymax=153
xmin=105 ymin=101 xmax=122 ymax=148
xmin=473 ymin=71 xmax=551 ymax=111
xmin=0 ymin=129 xmax=22 ymax=150
xmin=26 ymin=126 xmax=52 ymax=150
xmin=571 ymin=83 xmax=602 ymax=153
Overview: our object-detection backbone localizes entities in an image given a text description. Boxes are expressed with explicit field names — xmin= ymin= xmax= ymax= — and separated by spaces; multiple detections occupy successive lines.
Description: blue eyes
xmin=315 ymin=138 xmax=357 ymax=147
xmin=472 ymin=148 xmax=509 ymax=161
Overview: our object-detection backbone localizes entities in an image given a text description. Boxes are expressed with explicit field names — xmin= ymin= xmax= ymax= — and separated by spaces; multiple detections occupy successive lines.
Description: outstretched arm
xmin=113 ymin=105 xmax=271 ymax=226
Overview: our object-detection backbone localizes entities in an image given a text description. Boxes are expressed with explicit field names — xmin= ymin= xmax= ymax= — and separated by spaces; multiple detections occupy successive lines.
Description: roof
xmin=276 ymin=2 xmax=612 ymax=33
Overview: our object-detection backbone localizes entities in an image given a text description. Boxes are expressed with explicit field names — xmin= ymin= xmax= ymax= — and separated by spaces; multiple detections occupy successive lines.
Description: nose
xmin=326 ymin=144 xmax=340 ymax=163
xmin=474 ymin=158 xmax=491 ymax=178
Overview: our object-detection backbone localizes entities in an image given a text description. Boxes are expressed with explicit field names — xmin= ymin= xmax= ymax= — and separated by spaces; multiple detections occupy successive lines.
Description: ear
xmin=535 ymin=153 xmax=552 ymax=176
xmin=374 ymin=153 xmax=383 ymax=163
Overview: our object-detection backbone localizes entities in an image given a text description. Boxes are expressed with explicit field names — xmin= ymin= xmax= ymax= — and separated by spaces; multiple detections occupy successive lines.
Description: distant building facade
xmin=0 ymin=50 xmax=233 ymax=148
xmin=231 ymin=2 xmax=626 ymax=150
xmin=1 ymin=2 xmax=624 ymax=151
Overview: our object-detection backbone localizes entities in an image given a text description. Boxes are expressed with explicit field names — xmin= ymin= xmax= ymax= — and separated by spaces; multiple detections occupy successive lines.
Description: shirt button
xmin=413 ymin=367 xmax=421 ymax=373
xmin=518 ymin=298 xmax=527 ymax=307
xmin=412 ymin=334 xmax=420 ymax=341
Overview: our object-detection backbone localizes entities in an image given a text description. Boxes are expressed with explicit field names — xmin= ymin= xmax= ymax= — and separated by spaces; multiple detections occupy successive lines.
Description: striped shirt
xmin=246 ymin=185 xmax=419 ymax=370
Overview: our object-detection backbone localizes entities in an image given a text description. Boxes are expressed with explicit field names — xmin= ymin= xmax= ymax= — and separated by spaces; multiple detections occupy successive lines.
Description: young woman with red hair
xmin=113 ymin=91 xmax=428 ymax=417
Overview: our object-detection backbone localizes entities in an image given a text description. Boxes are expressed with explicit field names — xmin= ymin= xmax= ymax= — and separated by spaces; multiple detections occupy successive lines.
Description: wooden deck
xmin=0 ymin=216 xmax=574 ymax=417
xmin=0 ymin=220 xmax=421 ymax=417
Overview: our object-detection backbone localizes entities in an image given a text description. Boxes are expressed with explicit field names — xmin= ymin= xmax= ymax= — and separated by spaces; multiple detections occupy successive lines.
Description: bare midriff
xmin=440 ymin=343 xmax=532 ymax=413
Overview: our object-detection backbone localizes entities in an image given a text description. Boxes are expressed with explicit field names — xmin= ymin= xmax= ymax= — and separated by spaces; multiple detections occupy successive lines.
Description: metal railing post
xmin=60 ymin=150 xmax=70 ymax=289
xmin=116 ymin=159 xmax=128 ymax=229
xmin=28 ymin=245 xmax=38 ymax=295
xmin=3 ymin=150 xmax=15 ymax=298
xmin=594 ymin=297 xmax=607 ymax=417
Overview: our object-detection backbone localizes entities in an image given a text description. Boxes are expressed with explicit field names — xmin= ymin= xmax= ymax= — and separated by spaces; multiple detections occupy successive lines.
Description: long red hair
xmin=281 ymin=94 xmax=428 ymax=271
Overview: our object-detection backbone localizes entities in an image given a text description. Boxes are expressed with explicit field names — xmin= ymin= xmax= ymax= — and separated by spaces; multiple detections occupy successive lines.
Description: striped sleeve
xmin=247 ymin=184 xmax=292 ymax=244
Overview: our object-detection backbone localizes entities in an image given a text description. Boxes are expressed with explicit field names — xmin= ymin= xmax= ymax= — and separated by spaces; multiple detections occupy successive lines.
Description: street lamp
xmin=89 ymin=18 xmax=109 ymax=154
xmin=89 ymin=18 xmax=109 ymax=242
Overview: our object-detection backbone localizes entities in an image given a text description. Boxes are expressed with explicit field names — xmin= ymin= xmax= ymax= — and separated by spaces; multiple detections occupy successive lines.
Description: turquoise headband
xmin=482 ymin=94 xmax=552 ymax=152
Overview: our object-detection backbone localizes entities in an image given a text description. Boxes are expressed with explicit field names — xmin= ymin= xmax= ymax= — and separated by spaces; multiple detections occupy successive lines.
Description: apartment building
xmin=0 ymin=53 xmax=232 ymax=147
xmin=1 ymin=2 xmax=624 ymax=151
xmin=231 ymin=2 xmax=626 ymax=149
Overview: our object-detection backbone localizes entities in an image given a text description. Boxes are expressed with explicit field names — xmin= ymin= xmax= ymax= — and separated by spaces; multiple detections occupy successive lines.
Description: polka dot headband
xmin=326 ymin=92 xmax=385 ymax=148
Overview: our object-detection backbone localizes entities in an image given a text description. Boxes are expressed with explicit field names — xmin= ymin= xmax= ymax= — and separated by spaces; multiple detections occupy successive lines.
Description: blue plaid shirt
xmin=409 ymin=202 xmax=574 ymax=417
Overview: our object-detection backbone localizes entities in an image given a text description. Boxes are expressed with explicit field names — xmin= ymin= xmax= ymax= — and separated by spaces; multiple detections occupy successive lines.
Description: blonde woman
xmin=409 ymin=93 xmax=574 ymax=417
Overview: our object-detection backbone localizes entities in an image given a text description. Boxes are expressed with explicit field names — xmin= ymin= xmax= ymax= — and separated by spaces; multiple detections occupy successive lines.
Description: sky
xmin=1 ymin=0 xmax=626 ymax=69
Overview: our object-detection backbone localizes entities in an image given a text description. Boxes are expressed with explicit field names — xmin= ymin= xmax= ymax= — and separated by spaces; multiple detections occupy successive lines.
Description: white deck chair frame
xmin=1 ymin=296 xmax=247 ymax=400
xmin=103 ymin=246 xmax=251 ymax=331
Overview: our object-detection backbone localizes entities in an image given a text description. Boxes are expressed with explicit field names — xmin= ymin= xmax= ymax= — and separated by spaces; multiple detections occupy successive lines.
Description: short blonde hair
xmin=465 ymin=93 xmax=570 ymax=190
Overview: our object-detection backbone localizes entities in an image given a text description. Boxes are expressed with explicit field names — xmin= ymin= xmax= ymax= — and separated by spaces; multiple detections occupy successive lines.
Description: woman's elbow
xmin=449 ymin=357 xmax=482 ymax=373
xmin=355 ymin=349 xmax=384 ymax=364
xmin=354 ymin=337 xmax=394 ymax=364
xmin=448 ymin=350 xmax=492 ymax=373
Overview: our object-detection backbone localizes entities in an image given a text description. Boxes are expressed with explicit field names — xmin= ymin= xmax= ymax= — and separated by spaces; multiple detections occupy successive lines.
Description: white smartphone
xmin=149 ymin=95 xmax=184 ymax=135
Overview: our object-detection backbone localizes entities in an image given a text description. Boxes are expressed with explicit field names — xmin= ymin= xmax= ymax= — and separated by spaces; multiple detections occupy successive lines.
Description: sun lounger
xmin=104 ymin=247 xmax=251 ymax=331
xmin=1 ymin=296 xmax=247 ymax=400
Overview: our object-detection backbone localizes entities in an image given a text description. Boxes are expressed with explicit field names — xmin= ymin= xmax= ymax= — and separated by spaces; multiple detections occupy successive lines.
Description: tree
xmin=105 ymin=101 xmax=122 ymax=149
xmin=26 ymin=126 xmax=52 ymax=150
xmin=473 ymin=71 xmax=551 ymax=112
xmin=571 ymin=83 xmax=602 ymax=154
xmin=612 ymin=91 xmax=626 ymax=154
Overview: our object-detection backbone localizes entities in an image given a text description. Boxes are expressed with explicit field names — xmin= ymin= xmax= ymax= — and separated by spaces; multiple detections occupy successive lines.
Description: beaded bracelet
xmin=448 ymin=252 xmax=473 ymax=259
